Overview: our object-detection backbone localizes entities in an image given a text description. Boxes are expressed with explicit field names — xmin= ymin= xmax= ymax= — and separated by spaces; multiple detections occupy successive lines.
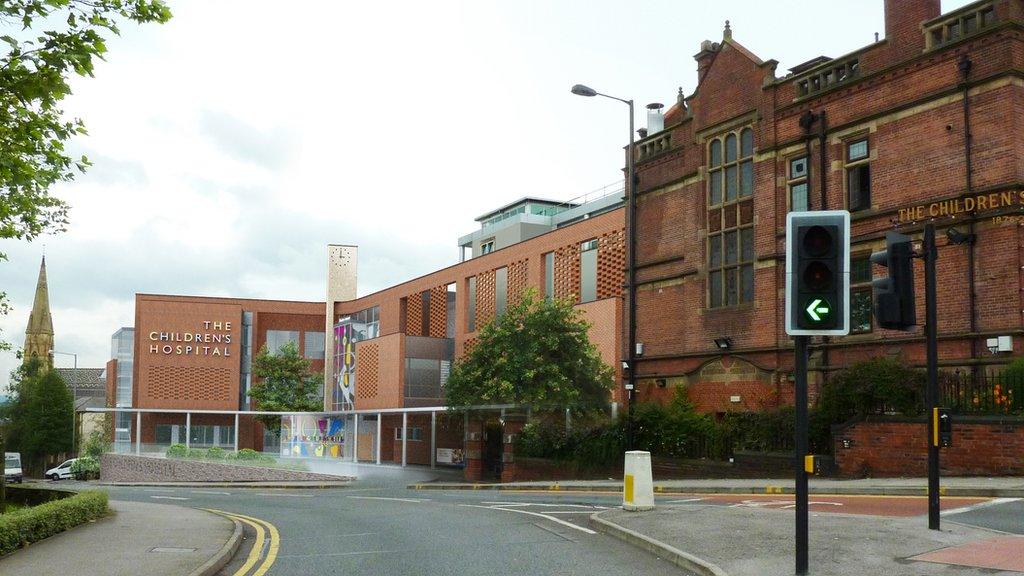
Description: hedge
xmin=0 ymin=490 xmax=108 ymax=556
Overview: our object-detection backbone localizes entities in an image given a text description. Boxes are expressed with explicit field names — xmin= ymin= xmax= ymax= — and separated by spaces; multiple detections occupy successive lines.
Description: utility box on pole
xmin=785 ymin=211 xmax=851 ymax=336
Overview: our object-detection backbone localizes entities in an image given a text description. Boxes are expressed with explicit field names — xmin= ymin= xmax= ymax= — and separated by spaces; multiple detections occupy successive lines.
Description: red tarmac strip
xmin=911 ymin=536 xmax=1024 ymax=572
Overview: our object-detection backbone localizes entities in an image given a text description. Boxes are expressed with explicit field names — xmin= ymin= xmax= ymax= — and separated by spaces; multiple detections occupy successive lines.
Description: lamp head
xmin=571 ymin=84 xmax=598 ymax=97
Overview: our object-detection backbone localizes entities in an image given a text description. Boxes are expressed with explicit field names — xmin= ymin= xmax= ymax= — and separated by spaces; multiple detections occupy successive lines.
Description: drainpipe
xmin=959 ymin=55 xmax=978 ymax=366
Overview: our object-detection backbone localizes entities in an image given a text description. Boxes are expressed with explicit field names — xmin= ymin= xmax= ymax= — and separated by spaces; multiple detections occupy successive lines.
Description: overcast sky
xmin=0 ymin=1 xmax=974 ymax=386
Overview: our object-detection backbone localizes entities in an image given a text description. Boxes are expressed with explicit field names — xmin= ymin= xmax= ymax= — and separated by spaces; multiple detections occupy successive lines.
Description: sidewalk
xmin=411 ymin=476 xmax=1024 ymax=497
xmin=0 ymin=499 xmax=240 ymax=576
xmin=592 ymin=505 xmax=1024 ymax=576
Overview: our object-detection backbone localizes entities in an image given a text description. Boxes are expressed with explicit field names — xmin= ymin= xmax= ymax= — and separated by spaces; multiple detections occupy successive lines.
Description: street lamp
xmin=571 ymin=83 xmax=637 ymax=451
xmin=50 ymin=350 xmax=78 ymax=454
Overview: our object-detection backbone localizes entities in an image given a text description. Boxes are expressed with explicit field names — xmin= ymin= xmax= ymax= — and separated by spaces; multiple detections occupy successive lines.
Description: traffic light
xmin=935 ymin=408 xmax=952 ymax=448
xmin=785 ymin=211 xmax=850 ymax=336
xmin=870 ymin=232 xmax=917 ymax=331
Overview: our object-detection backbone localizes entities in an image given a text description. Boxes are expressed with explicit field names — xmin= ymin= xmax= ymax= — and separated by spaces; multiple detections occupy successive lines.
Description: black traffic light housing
xmin=935 ymin=408 xmax=952 ymax=448
xmin=786 ymin=211 xmax=850 ymax=336
xmin=871 ymin=232 xmax=917 ymax=331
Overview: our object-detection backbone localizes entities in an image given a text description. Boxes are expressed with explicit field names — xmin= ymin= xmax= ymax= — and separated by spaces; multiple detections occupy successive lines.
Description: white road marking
xmin=191 ymin=490 xmax=231 ymax=495
xmin=347 ymin=496 xmax=431 ymax=503
xmin=481 ymin=502 xmax=609 ymax=509
xmin=254 ymin=492 xmax=316 ymax=498
xmin=461 ymin=504 xmax=597 ymax=535
xmin=142 ymin=488 xmax=177 ymax=492
xmin=666 ymin=498 xmax=705 ymax=503
xmin=942 ymin=497 xmax=1022 ymax=516
xmin=150 ymin=495 xmax=190 ymax=501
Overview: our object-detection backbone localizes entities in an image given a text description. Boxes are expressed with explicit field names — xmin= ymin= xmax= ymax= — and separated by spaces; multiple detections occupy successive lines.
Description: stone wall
xmin=832 ymin=416 xmax=1024 ymax=477
xmin=100 ymin=453 xmax=351 ymax=483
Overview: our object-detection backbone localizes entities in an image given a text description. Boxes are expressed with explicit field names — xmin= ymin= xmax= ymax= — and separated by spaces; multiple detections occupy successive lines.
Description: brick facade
xmin=631 ymin=0 xmax=1024 ymax=414
xmin=833 ymin=417 xmax=1024 ymax=476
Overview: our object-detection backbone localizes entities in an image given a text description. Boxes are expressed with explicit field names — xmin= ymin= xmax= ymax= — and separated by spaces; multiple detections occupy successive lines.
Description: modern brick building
xmin=628 ymin=0 xmax=1024 ymax=413
xmin=105 ymin=194 xmax=626 ymax=477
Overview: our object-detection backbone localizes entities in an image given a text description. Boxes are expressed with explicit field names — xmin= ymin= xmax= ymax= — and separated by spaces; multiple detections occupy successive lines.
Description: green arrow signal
xmin=805 ymin=298 xmax=831 ymax=322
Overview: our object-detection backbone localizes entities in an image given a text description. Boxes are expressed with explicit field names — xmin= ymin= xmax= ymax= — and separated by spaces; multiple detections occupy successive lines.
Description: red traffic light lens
xmin=803 ymin=261 xmax=833 ymax=290
xmin=803 ymin=225 xmax=833 ymax=257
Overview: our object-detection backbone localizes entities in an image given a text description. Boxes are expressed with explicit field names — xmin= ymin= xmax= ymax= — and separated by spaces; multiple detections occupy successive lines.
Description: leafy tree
xmin=249 ymin=341 xmax=323 ymax=432
xmin=0 ymin=1 xmax=171 ymax=343
xmin=1 ymin=359 xmax=73 ymax=476
xmin=445 ymin=289 xmax=614 ymax=411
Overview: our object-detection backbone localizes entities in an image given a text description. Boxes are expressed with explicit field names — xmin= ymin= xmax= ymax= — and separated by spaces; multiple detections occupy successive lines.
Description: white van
xmin=4 ymin=452 xmax=23 ymax=484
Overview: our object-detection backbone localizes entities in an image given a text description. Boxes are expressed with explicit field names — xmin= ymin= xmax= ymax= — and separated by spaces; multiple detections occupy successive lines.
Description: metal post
xmin=924 ymin=223 xmax=941 ymax=530
xmin=185 ymin=412 xmax=191 ymax=449
xmin=401 ymin=412 xmax=408 ymax=467
xmin=375 ymin=413 xmax=382 ymax=465
xmin=794 ymin=335 xmax=809 ymax=575
xmin=135 ymin=411 xmax=142 ymax=456
xmin=233 ymin=413 xmax=239 ymax=453
xmin=626 ymin=98 xmax=637 ymax=452
xmin=430 ymin=411 xmax=437 ymax=469
xmin=353 ymin=414 xmax=360 ymax=463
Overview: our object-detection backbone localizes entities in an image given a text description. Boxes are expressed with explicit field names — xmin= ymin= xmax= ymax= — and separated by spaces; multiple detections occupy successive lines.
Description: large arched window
xmin=707 ymin=127 xmax=755 ymax=308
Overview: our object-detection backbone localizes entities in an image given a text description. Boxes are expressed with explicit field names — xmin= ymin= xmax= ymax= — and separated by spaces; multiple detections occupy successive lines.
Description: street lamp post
xmin=571 ymin=83 xmax=637 ymax=450
xmin=50 ymin=350 xmax=78 ymax=454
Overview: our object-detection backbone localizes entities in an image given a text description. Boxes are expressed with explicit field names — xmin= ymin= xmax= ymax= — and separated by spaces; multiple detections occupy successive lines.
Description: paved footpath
xmin=0 ymin=499 xmax=239 ymax=576
xmin=415 ymin=477 xmax=1024 ymax=575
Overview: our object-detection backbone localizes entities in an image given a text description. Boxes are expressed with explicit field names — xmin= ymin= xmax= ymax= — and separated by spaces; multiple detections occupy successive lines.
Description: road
xmin=87 ymin=475 xmax=1022 ymax=576
xmin=100 ymin=480 xmax=692 ymax=576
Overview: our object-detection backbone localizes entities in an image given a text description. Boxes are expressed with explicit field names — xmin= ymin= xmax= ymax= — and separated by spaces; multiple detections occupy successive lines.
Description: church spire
xmin=24 ymin=256 xmax=54 ymax=368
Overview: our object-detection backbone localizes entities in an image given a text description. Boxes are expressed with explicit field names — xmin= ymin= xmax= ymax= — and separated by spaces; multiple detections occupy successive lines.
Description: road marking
xmin=665 ymin=498 xmax=705 ymax=503
xmin=143 ymin=488 xmax=177 ymax=492
xmin=348 ymin=496 xmax=431 ymax=503
xmin=204 ymin=509 xmax=280 ymax=576
xmin=481 ymin=502 xmax=608 ymax=509
xmin=150 ymin=495 xmax=190 ymax=501
xmin=191 ymin=490 xmax=231 ymax=495
xmin=942 ymin=497 xmax=1021 ymax=517
xmin=253 ymin=492 xmax=315 ymax=498
xmin=460 ymin=504 xmax=597 ymax=535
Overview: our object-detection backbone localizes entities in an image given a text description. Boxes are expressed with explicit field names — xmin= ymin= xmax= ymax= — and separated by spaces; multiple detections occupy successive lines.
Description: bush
xmin=205 ymin=446 xmax=226 ymax=459
xmin=187 ymin=448 xmax=207 ymax=459
xmin=235 ymin=448 xmax=261 ymax=460
xmin=165 ymin=444 xmax=188 ymax=458
xmin=70 ymin=456 xmax=100 ymax=480
xmin=0 ymin=490 xmax=108 ymax=556
xmin=1000 ymin=358 xmax=1024 ymax=413
xmin=819 ymin=357 xmax=925 ymax=423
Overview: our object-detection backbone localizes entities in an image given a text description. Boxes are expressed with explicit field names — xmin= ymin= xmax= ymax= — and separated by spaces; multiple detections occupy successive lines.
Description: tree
xmin=249 ymin=341 xmax=323 ymax=432
xmin=445 ymin=289 xmax=614 ymax=411
xmin=1 ymin=359 xmax=73 ymax=475
xmin=0 ymin=1 xmax=171 ymax=343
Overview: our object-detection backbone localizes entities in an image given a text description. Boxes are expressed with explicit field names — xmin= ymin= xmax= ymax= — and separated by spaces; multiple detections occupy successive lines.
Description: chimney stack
xmin=884 ymin=0 xmax=941 ymax=57
xmin=694 ymin=40 xmax=719 ymax=84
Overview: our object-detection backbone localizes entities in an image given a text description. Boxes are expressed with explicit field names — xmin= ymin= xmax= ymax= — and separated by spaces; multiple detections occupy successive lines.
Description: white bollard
xmin=623 ymin=450 xmax=655 ymax=511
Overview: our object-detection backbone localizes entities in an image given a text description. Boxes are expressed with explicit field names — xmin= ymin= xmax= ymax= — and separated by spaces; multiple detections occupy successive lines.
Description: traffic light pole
xmin=923 ymin=224 xmax=940 ymax=530
xmin=794 ymin=335 xmax=810 ymax=575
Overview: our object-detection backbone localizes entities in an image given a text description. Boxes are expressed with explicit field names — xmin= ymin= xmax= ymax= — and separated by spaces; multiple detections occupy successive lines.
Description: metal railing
xmin=940 ymin=370 xmax=1023 ymax=414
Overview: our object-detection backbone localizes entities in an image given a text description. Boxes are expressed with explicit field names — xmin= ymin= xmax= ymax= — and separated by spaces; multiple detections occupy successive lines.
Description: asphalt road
xmin=82 ymin=472 xmax=1022 ymax=576
xmin=100 ymin=480 xmax=691 ymax=576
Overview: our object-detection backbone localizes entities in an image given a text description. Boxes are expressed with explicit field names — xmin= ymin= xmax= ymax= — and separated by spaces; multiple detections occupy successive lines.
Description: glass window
xmin=304 ymin=331 xmax=325 ymax=359
xmin=544 ymin=252 xmax=554 ymax=299
xmin=468 ymin=276 xmax=477 ymax=332
xmin=481 ymin=240 xmax=494 ymax=255
xmin=266 ymin=330 xmax=299 ymax=355
xmin=707 ymin=126 xmax=756 ymax=308
xmin=850 ymin=255 xmax=873 ymax=334
xmin=495 ymin=267 xmax=508 ymax=316
xmin=710 ymin=139 xmax=722 ymax=167
xmin=848 ymin=139 xmax=868 ymax=161
xmin=790 ymin=182 xmax=809 ymax=212
xmin=580 ymin=240 xmax=598 ymax=303
xmin=790 ymin=157 xmax=807 ymax=179
xmin=848 ymin=164 xmax=871 ymax=212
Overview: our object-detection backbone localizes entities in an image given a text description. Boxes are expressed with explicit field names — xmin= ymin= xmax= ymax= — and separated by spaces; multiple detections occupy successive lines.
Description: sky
xmin=0 ymin=0 xmax=975 ymax=385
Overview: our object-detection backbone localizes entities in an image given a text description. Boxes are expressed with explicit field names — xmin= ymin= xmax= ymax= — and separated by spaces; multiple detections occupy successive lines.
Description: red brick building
xmin=629 ymin=0 xmax=1024 ymax=413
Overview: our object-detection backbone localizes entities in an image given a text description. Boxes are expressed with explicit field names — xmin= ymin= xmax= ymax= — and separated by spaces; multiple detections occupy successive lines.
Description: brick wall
xmin=833 ymin=416 xmax=1024 ymax=476
xmin=630 ymin=2 xmax=1024 ymax=412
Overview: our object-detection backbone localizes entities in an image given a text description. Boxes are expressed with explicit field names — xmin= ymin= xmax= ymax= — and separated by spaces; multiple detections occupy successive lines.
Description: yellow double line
xmin=204 ymin=509 xmax=280 ymax=576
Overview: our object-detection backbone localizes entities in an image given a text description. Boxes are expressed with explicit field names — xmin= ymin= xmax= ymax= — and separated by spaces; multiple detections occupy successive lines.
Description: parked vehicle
xmin=45 ymin=458 xmax=78 ymax=481
xmin=4 ymin=452 xmax=23 ymax=484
